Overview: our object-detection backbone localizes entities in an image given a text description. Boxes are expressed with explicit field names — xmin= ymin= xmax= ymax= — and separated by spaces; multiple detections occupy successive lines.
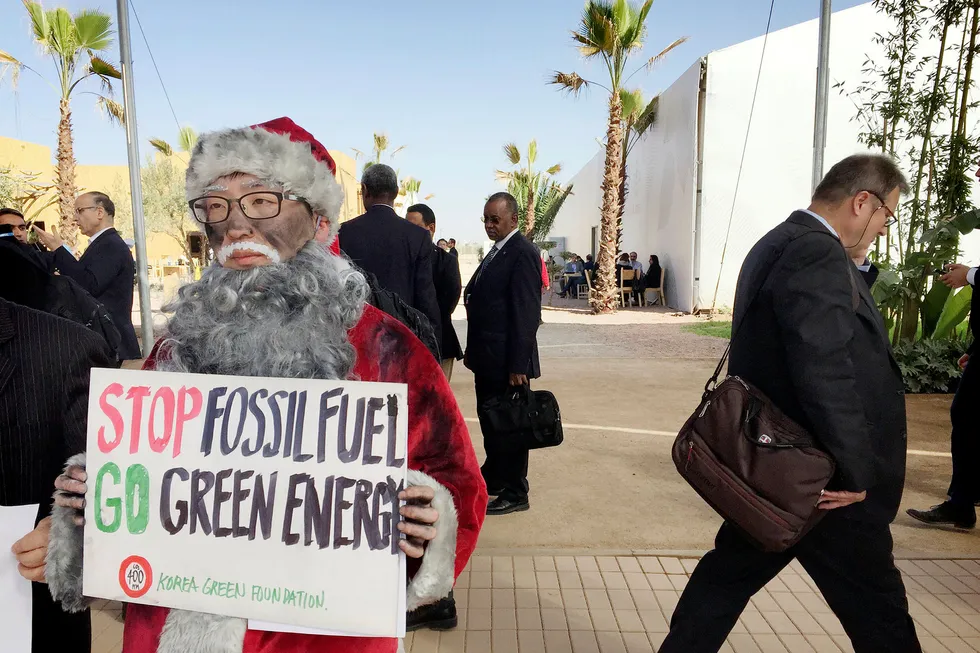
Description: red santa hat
xmin=185 ymin=117 xmax=344 ymax=246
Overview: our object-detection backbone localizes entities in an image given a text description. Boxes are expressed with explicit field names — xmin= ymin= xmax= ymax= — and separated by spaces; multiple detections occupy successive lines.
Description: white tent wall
xmin=548 ymin=59 xmax=702 ymax=310
xmin=622 ymin=60 xmax=702 ymax=311
xmin=548 ymin=149 xmax=603 ymax=258
xmin=698 ymin=2 xmax=890 ymax=311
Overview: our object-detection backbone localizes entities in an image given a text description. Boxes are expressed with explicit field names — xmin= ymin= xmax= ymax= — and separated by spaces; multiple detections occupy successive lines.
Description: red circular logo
xmin=118 ymin=555 xmax=152 ymax=598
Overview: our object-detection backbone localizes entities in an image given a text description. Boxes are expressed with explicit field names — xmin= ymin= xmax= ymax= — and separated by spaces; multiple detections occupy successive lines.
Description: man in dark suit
xmin=448 ymin=238 xmax=458 ymax=258
xmin=338 ymin=164 xmax=441 ymax=345
xmin=31 ymin=192 xmax=141 ymax=360
xmin=464 ymin=192 xmax=542 ymax=516
xmin=660 ymin=155 xmax=921 ymax=653
xmin=3 ymin=297 xmax=115 ymax=653
xmin=907 ymin=261 xmax=979 ymax=529
xmin=406 ymin=203 xmax=463 ymax=379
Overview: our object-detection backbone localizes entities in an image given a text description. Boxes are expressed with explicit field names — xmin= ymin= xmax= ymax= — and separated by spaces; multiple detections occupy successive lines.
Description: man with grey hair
xmin=339 ymin=164 xmax=442 ymax=348
xmin=660 ymin=154 xmax=921 ymax=652
xmin=37 ymin=118 xmax=487 ymax=653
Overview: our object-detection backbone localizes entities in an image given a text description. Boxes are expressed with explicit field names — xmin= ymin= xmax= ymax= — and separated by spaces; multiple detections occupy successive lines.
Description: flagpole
xmin=116 ymin=0 xmax=154 ymax=356
xmin=812 ymin=0 xmax=832 ymax=192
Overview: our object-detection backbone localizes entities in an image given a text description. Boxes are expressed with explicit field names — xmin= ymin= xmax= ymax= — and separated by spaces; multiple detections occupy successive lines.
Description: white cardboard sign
xmin=82 ymin=368 xmax=408 ymax=637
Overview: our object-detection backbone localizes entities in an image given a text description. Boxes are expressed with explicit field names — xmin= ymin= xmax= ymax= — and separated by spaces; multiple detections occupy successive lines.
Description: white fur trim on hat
xmin=406 ymin=469 xmax=458 ymax=611
xmin=185 ymin=125 xmax=344 ymax=243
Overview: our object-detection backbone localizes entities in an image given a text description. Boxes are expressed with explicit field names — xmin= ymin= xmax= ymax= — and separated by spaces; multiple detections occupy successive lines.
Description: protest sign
xmin=83 ymin=368 xmax=408 ymax=637
xmin=1 ymin=504 xmax=38 ymax=653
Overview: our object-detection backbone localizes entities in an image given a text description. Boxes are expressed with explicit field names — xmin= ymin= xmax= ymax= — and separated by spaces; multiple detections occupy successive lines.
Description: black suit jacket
xmin=729 ymin=212 xmax=907 ymax=525
xmin=0 ymin=298 xmax=114 ymax=652
xmin=433 ymin=245 xmax=462 ymax=360
xmin=51 ymin=228 xmax=141 ymax=359
xmin=464 ymin=231 xmax=542 ymax=379
xmin=338 ymin=205 xmax=442 ymax=345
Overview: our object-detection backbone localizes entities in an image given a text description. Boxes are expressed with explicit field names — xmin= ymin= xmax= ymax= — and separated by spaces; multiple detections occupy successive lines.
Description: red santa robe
xmin=49 ymin=304 xmax=487 ymax=653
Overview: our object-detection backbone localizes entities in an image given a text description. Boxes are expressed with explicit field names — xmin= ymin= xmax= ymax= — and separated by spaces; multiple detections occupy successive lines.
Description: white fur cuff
xmin=406 ymin=470 xmax=458 ymax=612
xmin=46 ymin=452 xmax=90 ymax=613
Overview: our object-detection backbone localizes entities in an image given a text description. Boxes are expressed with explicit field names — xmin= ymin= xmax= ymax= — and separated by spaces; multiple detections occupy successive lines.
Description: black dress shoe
xmin=487 ymin=495 xmax=530 ymax=515
xmin=407 ymin=591 xmax=457 ymax=632
xmin=907 ymin=503 xmax=976 ymax=530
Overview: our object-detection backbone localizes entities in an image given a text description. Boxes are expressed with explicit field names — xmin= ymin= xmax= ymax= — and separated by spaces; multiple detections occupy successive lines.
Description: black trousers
xmin=475 ymin=373 xmax=530 ymax=500
xmin=33 ymin=581 xmax=91 ymax=653
xmin=948 ymin=355 xmax=979 ymax=509
xmin=659 ymin=514 xmax=920 ymax=653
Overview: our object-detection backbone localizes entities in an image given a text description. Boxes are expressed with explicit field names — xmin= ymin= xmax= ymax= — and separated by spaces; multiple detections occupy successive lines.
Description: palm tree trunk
xmin=592 ymin=92 xmax=625 ymax=314
xmin=525 ymin=185 xmax=537 ymax=238
xmin=56 ymin=97 xmax=79 ymax=251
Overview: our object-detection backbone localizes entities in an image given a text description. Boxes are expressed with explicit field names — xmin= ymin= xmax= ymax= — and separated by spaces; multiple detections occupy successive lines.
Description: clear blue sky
xmin=0 ymin=0 xmax=867 ymax=243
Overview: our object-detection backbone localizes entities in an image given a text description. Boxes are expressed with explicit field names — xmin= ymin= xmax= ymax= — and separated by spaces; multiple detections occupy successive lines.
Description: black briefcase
xmin=478 ymin=385 xmax=563 ymax=449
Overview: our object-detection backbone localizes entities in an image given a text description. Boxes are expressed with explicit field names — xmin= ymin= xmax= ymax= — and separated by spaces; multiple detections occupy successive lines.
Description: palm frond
xmin=644 ymin=36 xmax=688 ymax=70
xmin=550 ymin=71 xmax=590 ymax=96
xmin=96 ymin=95 xmax=124 ymax=125
xmin=619 ymin=87 xmax=645 ymax=122
xmin=48 ymin=8 xmax=79 ymax=57
xmin=89 ymin=56 xmax=120 ymax=79
xmin=73 ymin=9 xmax=114 ymax=52
xmin=351 ymin=148 xmax=365 ymax=160
xmin=23 ymin=2 xmax=50 ymax=46
xmin=528 ymin=140 xmax=538 ymax=166
xmin=178 ymin=126 xmax=198 ymax=152
xmin=545 ymin=163 xmax=562 ymax=176
xmin=373 ymin=133 xmax=389 ymax=157
xmin=633 ymin=94 xmax=660 ymax=136
xmin=495 ymin=169 xmax=517 ymax=183
xmin=503 ymin=142 xmax=521 ymax=165
xmin=0 ymin=50 xmax=24 ymax=88
xmin=149 ymin=138 xmax=172 ymax=156
xmin=424 ymin=194 xmax=435 ymax=201
xmin=620 ymin=0 xmax=654 ymax=50
xmin=575 ymin=2 xmax=617 ymax=57
xmin=390 ymin=145 xmax=406 ymax=158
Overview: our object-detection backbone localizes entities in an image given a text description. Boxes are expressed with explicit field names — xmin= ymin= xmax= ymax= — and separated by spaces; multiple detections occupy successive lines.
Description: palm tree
xmin=149 ymin=126 xmax=199 ymax=158
xmin=496 ymin=140 xmax=562 ymax=237
xmin=397 ymin=177 xmax=434 ymax=209
xmin=507 ymin=176 xmax=574 ymax=246
xmin=1 ymin=2 xmax=124 ymax=250
xmin=352 ymin=132 xmax=405 ymax=174
xmin=551 ymin=0 xmax=684 ymax=313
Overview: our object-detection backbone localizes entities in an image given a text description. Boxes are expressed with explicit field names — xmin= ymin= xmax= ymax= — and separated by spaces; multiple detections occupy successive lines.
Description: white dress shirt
xmin=63 ymin=227 xmax=112 ymax=255
xmin=968 ymin=267 xmax=977 ymax=286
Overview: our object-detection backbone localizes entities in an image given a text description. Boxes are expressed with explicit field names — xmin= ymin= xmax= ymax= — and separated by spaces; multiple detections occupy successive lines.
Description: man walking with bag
xmin=660 ymin=155 xmax=921 ymax=652
xmin=464 ymin=192 xmax=542 ymax=515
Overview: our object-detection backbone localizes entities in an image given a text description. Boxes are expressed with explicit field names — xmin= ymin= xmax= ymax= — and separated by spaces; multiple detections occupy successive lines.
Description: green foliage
xmin=508 ymin=177 xmax=573 ymax=246
xmin=893 ymin=338 xmax=965 ymax=393
xmin=683 ymin=321 xmax=732 ymax=339
xmin=933 ymin=285 xmax=974 ymax=338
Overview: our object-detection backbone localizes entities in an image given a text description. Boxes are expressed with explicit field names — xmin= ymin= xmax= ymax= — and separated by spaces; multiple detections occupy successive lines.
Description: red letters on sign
xmin=98 ymin=383 xmax=125 ymax=453
xmin=127 ymin=386 xmax=152 ymax=454
xmin=175 ymin=387 xmax=203 ymax=458
xmin=148 ymin=387 xmax=175 ymax=455
xmin=98 ymin=383 xmax=203 ymax=457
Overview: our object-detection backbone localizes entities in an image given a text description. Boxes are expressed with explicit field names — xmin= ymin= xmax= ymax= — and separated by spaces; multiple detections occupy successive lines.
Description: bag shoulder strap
xmin=704 ymin=230 xmax=859 ymax=395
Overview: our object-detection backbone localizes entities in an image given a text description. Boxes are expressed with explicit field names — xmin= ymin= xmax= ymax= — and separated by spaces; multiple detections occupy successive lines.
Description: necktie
xmin=474 ymin=245 xmax=499 ymax=284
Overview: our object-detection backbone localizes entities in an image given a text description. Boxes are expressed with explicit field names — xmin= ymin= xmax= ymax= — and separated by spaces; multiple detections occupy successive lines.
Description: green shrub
xmin=893 ymin=338 xmax=968 ymax=394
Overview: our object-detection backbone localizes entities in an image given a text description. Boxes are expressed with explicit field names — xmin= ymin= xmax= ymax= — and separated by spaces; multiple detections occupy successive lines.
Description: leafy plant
xmin=551 ymin=0 xmax=685 ymax=314
xmin=893 ymin=338 xmax=967 ymax=393
xmin=507 ymin=176 xmax=574 ymax=247
xmin=352 ymin=133 xmax=405 ymax=175
xmin=1 ymin=2 xmax=124 ymax=250
xmin=496 ymin=140 xmax=562 ymax=237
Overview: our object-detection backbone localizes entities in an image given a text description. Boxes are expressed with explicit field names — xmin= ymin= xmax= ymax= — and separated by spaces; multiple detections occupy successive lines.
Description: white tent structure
xmin=549 ymin=1 xmax=980 ymax=313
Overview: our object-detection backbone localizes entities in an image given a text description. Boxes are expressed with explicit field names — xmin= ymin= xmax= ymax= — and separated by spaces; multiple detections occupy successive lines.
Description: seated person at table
xmin=559 ymin=254 xmax=583 ymax=297
xmin=646 ymin=255 xmax=662 ymax=289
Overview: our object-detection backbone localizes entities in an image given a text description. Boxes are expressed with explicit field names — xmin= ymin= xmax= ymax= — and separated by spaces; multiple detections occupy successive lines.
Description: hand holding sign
xmin=55 ymin=465 xmax=88 ymax=526
xmin=397 ymin=486 xmax=438 ymax=558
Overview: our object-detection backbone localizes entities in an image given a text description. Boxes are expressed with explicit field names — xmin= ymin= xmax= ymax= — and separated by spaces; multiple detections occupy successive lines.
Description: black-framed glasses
xmin=481 ymin=215 xmax=502 ymax=225
xmin=74 ymin=205 xmax=99 ymax=216
xmin=188 ymin=191 xmax=303 ymax=225
xmin=866 ymin=190 xmax=898 ymax=227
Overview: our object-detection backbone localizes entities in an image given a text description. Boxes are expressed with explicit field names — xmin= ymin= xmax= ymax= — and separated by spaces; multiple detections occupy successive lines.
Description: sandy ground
xmin=450 ymin=321 xmax=978 ymax=558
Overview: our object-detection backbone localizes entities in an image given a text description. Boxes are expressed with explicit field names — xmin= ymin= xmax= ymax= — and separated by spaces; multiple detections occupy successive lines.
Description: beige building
xmin=0 ymin=134 xmax=364 ymax=265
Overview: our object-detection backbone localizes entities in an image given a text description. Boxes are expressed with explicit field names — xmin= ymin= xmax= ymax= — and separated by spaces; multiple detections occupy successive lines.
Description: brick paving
xmin=91 ymin=554 xmax=980 ymax=653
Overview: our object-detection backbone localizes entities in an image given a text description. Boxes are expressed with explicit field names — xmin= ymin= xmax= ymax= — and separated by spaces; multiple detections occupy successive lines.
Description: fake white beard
xmin=215 ymin=241 xmax=282 ymax=265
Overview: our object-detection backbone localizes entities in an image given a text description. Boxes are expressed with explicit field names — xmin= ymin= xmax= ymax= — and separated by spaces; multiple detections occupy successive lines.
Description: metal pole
xmin=116 ymin=0 xmax=154 ymax=356
xmin=812 ymin=0 xmax=832 ymax=192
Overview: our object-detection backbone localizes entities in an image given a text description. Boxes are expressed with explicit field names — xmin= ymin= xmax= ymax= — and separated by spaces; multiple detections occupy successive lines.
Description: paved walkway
xmin=92 ymin=553 xmax=980 ymax=653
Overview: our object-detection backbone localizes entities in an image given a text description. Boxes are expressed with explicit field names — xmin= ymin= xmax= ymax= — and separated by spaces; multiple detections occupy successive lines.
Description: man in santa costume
xmin=41 ymin=117 xmax=487 ymax=653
